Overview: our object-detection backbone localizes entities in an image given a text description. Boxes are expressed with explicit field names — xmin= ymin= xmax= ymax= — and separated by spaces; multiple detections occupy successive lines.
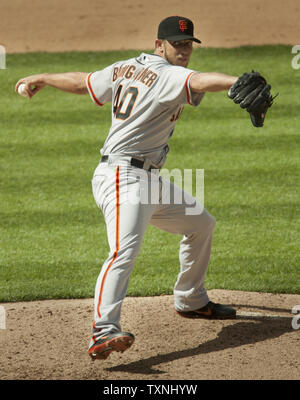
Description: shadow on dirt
xmin=106 ymin=317 xmax=293 ymax=375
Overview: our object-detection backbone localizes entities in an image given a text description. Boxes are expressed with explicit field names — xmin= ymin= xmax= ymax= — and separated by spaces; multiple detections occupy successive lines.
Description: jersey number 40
xmin=113 ymin=85 xmax=139 ymax=120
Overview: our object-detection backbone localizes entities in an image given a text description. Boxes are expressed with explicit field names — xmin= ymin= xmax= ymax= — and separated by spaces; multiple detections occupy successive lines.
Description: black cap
xmin=157 ymin=16 xmax=201 ymax=43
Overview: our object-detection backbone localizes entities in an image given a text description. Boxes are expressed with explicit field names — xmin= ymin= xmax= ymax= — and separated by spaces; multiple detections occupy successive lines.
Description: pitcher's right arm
xmin=15 ymin=72 xmax=89 ymax=99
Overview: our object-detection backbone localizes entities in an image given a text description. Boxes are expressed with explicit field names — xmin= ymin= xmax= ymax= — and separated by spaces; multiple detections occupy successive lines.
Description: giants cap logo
xmin=179 ymin=20 xmax=188 ymax=32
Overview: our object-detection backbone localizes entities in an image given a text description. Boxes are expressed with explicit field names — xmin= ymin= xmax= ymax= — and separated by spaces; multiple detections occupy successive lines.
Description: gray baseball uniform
xmin=87 ymin=52 xmax=215 ymax=347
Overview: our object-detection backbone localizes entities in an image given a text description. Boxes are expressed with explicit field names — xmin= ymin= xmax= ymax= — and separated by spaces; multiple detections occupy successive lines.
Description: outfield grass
xmin=0 ymin=46 xmax=299 ymax=301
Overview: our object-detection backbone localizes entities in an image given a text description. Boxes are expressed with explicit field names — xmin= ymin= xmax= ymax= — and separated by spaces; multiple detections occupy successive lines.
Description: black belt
xmin=100 ymin=155 xmax=158 ymax=171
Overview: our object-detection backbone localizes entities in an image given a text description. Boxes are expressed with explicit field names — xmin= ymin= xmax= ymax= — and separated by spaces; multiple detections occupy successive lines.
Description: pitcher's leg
xmin=90 ymin=166 xmax=155 ymax=346
xmin=150 ymin=177 xmax=216 ymax=311
xmin=175 ymin=212 xmax=216 ymax=311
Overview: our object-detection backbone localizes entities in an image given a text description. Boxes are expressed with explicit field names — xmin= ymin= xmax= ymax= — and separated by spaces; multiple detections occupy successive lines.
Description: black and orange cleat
xmin=176 ymin=301 xmax=236 ymax=320
xmin=88 ymin=331 xmax=135 ymax=361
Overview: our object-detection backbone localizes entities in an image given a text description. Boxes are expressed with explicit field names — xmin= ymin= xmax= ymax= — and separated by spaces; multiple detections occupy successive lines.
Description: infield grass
xmin=0 ymin=45 xmax=299 ymax=301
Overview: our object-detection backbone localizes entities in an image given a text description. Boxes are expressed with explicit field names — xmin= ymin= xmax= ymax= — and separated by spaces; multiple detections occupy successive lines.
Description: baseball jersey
xmin=86 ymin=53 xmax=205 ymax=167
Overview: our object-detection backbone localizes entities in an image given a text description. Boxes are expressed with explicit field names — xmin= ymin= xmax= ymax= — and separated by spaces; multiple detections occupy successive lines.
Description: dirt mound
xmin=0 ymin=290 xmax=299 ymax=380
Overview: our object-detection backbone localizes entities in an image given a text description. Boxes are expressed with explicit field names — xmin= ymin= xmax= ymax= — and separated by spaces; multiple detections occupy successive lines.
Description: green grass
xmin=0 ymin=46 xmax=299 ymax=301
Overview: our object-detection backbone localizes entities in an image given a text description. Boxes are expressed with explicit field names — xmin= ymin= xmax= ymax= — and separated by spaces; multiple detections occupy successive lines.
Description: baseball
xmin=17 ymin=83 xmax=28 ymax=97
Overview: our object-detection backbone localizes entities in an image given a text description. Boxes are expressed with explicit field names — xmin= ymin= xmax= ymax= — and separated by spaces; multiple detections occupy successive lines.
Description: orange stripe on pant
xmin=96 ymin=166 xmax=120 ymax=318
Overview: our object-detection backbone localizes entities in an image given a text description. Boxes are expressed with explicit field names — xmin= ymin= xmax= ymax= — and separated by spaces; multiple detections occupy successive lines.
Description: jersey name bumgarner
xmin=112 ymin=64 xmax=158 ymax=88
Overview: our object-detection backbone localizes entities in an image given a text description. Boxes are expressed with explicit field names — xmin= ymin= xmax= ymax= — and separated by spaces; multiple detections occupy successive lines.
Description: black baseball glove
xmin=228 ymin=71 xmax=278 ymax=127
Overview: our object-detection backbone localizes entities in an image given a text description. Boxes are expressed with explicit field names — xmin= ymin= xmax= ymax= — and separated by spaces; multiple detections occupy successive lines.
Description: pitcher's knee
xmin=198 ymin=211 xmax=216 ymax=235
xmin=115 ymin=244 xmax=140 ymax=266
xmin=185 ymin=210 xmax=216 ymax=237
xmin=209 ymin=215 xmax=216 ymax=232
xmin=199 ymin=214 xmax=216 ymax=237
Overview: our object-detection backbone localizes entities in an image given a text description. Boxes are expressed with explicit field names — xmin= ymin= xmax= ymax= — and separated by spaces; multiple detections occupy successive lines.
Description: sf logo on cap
xmin=179 ymin=20 xmax=188 ymax=32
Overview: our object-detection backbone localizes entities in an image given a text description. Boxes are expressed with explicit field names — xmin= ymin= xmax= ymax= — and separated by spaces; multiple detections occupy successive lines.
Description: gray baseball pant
xmin=89 ymin=159 xmax=216 ymax=345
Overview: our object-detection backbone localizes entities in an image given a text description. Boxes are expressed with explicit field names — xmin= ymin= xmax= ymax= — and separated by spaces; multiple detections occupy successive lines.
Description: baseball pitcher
xmin=15 ymin=16 xmax=277 ymax=361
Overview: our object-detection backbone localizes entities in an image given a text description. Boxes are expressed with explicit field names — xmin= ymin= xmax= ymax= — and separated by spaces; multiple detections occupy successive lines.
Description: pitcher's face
xmin=156 ymin=39 xmax=194 ymax=67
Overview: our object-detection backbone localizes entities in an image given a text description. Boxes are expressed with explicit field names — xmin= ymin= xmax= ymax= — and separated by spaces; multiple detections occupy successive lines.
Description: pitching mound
xmin=0 ymin=290 xmax=299 ymax=380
